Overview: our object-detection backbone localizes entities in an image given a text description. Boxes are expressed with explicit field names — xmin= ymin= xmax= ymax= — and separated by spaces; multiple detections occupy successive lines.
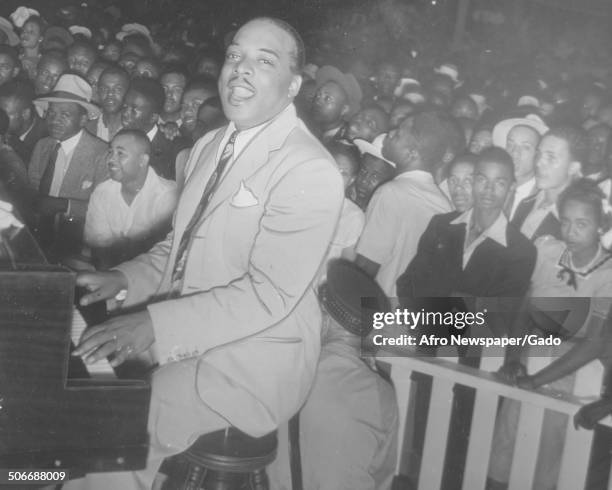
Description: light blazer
xmin=115 ymin=104 xmax=344 ymax=437
xmin=28 ymin=131 xmax=109 ymax=219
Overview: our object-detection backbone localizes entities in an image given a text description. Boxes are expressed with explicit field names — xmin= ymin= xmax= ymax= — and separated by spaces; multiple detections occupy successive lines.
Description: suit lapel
xmin=59 ymin=132 xmax=87 ymax=196
xmin=448 ymin=223 xmax=466 ymax=271
xmin=201 ymin=105 xmax=300 ymax=221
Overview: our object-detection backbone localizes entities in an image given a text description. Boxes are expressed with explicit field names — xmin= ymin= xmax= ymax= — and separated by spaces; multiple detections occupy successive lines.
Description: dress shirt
xmin=356 ymin=169 xmax=452 ymax=296
xmin=450 ymin=209 xmax=508 ymax=268
xmin=84 ymin=166 xmax=177 ymax=247
xmin=49 ymin=130 xmax=83 ymax=197
xmin=510 ymin=177 xmax=536 ymax=219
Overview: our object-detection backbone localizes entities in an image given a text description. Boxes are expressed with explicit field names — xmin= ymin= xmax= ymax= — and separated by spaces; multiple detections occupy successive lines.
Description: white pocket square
xmin=231 ymin=181 xmax=259 ymax=207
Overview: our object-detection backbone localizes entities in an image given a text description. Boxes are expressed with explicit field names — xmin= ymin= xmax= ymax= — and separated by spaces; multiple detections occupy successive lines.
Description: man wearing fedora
xmin=27 ymin=73 xmax=108 ymax=255
xmin=310 ymin=65 xmax=362 ymax=143
xmin=491 ymin=114 xmax=548 ymax=219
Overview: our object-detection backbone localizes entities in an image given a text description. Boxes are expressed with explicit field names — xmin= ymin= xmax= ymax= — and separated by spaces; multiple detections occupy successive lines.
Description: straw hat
xmin=34 ymin=74 xmax=101 ymax=120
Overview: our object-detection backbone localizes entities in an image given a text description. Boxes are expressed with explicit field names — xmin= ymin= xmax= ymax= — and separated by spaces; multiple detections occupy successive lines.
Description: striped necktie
xmin=172 ymin=130 xmax=238 ymax=284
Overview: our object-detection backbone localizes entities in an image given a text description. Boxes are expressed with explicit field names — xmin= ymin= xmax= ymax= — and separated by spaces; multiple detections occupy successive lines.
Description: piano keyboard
xmin=71 ymin=308 xmax=116 ymax=378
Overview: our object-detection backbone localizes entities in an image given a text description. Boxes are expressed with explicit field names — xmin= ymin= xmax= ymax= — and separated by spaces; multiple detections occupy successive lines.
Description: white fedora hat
xmin=34 ymin=74 xmax=101 ymax=120
xmin=353 ymin=134 xmax=397 ymax=168
xmin=492 ymin=114 xmax=549 ymax=148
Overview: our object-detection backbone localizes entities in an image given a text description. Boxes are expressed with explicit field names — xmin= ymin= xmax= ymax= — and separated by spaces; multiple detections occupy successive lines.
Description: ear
xmin=150 ymin=112 xmax=160 ymax=126
xmin=569 ymin=161 xmax=582 ymax=179
xmin=288 ymin=74 xmax=302 ymax=99
xmin=141 ymin=153 xmax=150 ymax=168
xmin=79 ymin=112 xmax=89 ymax=127
xmin=22 ymin=106 xmax=31 ymax=122
xmin=340 ymin=103 xmax=351 ymax=119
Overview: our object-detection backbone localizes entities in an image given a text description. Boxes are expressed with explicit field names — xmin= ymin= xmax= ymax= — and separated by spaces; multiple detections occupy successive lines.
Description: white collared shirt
xmin=49 ymin=130 xmax=84 ymax=197
xmin=84 ymin=166 xmax=178 ymax=247
xmin=146 ymin=125 xmax=159 ymax=142
xmin=510 ymin=177 xmax=536 ymax=219
xmin=520 ymin=190 xmax=559 ymax=240
xmin=451 ymin=209 xmax=508 ymax=268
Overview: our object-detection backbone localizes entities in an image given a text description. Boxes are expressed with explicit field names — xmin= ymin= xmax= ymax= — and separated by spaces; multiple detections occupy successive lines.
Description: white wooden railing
xmin=378 ymin=351 xmax=612 ymax=490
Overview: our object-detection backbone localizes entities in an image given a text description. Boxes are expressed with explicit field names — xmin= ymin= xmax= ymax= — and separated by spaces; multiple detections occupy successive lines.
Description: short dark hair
xmin=68 ymin=39 xmax=97 ymax=59
xmin=184 ymin=75 xmax=218 ymax=96
xmin=0 ymin=45 xmax=19 ymax=67
xmin=477 ymin=147 xmax=515 ymax=181
xmin=545 ymin=125 xmax=588 ymax=165
xmin=0 ymin=79 xmax=36 ymax=107
xmin=557 ymin=178 xmax=605 ymax=224
xmin=326 ymin=140 xmax=361 ymax=177
xmin=128 ymin=78 xmax=165 ymax=114
xmin=411 ymin=111 xmax=463 ymax=167
xmin=247 ymin=17 xmax=305 ymax=74
xmin=160 ymin=63 xmax=189 ymax=81
xmin=39 ymin=50 xmax=68 ymax=70
xmin=22 ymin=15 xmax=46 ymax=34
xmin=99 ymin=64 xmax=130 ymax=85
xmin=447 ymin=152 xmax=477 ymax=176
xmin=113 ymin=128 xmax=152 ymax=156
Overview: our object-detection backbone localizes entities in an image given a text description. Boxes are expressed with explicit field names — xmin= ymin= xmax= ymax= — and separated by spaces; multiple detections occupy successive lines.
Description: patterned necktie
xmin=172 ymin=130 xmax=239 ymax=284
xmin=38 ymin=141 xmax=61 ymax=195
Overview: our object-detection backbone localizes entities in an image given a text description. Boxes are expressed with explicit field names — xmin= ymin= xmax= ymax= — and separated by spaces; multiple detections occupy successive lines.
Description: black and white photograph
xmin=0 ymin=0 xmax=612 ymax=489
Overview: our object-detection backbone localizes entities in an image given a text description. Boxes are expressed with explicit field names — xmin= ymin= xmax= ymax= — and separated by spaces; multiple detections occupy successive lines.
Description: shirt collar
xmin=516 ymin=177 xmax=536 ymax=196
xmin=395 ymin=169 xmax=435 ymax=182
xmin=451 ymin=208 xmax=508 ymax=247
xmin=147 ymin=125 xmax=158 ymax=142
xmin=59 ymin=130 xmax=83 ymax=154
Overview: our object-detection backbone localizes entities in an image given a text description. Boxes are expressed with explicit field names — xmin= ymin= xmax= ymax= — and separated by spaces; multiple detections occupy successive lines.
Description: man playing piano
xmin=61 ymin=17 xmax=343 ymax=490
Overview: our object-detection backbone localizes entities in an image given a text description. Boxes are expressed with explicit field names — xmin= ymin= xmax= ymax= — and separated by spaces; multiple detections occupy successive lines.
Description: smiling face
xmin=218 ymin=19 xmax=301 ymax=131
xmin=107 ymin=133 xmax=147 ymax=183
xmin=98 ymin=72 xmax=129 ymax=115
xmin=35 ymin=56 xmax=66 ymax=95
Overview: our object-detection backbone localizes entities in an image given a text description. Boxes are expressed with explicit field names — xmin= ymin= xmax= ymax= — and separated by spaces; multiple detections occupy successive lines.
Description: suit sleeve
xmin=490 ymin=239 xmax=537 ymax=297
xmin=147 ymin=157 xmax=343 ymax=362
xmin=27 ymin=140 xmax=46 ymax=191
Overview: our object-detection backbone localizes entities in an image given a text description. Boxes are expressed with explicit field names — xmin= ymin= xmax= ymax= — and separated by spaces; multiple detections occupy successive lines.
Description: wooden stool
xmin=160 ymin=427 xmax=277 ymax=490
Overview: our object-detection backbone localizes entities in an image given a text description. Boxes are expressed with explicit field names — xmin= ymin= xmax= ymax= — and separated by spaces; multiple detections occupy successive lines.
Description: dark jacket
xmin=511 ymin=194 xmax=562 ymax=242
xmin=9 ymin=115 xmax=48 ymax=167
xmin=397 ymin=211 xmax=537 ymax=300
xmin=149 ymin=129 xmax=191 ymax=181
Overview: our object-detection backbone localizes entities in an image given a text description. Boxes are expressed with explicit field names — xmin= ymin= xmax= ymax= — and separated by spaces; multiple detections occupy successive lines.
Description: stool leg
xmin=249 ymin=468 xmax=269 ymax=490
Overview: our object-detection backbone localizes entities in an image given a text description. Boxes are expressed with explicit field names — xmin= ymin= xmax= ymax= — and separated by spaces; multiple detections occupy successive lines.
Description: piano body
xmin=0 ymin=223 xmax=151 ymax=476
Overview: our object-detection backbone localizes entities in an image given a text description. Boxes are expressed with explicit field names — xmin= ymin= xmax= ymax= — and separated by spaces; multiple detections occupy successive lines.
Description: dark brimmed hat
xmin=319 ymin=259 xmax=390 ymax=336
xmin=34 ymin=74 xmax=100 ymax=119
xmin=316 ymin=65 xmax=363 ymax=117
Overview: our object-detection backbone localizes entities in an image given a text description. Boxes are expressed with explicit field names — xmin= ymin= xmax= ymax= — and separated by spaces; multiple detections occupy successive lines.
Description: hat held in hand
xmin=319 ymin=259 xmax=390 ymax=337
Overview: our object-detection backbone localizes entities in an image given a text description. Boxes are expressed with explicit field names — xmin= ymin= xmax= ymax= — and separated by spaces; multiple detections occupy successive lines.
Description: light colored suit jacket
xmin=116 ymin=104 xmax=344 ymax=436
xmin=28 ymin=131 xmax=109 ymax=219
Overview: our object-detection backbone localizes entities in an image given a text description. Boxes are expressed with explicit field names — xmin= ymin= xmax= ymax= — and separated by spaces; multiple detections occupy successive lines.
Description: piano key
xmin=71 ymin=308 xmax=116 ymax=378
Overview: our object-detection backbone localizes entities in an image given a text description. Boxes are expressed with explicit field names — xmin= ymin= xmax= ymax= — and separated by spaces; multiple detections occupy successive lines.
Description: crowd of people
xmin=0 ymin=1 xmax=611 ymax=489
